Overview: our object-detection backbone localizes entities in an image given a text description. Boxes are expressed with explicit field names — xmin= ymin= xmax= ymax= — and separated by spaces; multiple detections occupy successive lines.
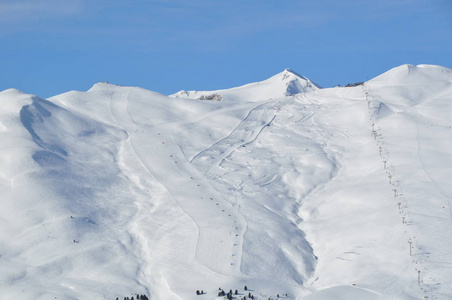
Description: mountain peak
xmin=88 ymin=81 xmax=122 ymax=93
xmin=275 ymin=68 xmax=321 ymax=95
xmin=282 ymin=68 xmax=307 ymax=80
xmin=171 ymin=69 xmax=320 ymax=102
xmin=280 ymin=68 xmax=309 ymax=80
xmin=369 ymin=64 xmax=452 ymax=85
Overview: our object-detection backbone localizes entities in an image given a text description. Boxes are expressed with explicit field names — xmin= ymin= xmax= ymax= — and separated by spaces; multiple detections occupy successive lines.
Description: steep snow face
xmin=0 ymin=65 xmax=451 ymax=300
xmin=171 ymin=68 xmax=320 ymax=102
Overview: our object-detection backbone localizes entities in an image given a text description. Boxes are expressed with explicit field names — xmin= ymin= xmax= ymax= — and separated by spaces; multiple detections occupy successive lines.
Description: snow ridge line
xmin=363 ymin=84 xmax=437 ymax=300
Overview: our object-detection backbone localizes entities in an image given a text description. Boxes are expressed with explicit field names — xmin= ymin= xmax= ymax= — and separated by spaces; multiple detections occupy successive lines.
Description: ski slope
xmin=0 ymin=65 xmax=451 ymax=300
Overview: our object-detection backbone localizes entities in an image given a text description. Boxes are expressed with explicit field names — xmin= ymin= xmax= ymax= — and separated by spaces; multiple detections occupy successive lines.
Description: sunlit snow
xmin=0 ymin=65 xmax=451 ymax=300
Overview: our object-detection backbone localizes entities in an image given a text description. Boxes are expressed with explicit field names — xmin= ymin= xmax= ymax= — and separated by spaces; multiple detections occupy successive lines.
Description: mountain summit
xmin=171 ymin=68 xmax=320 ymax=102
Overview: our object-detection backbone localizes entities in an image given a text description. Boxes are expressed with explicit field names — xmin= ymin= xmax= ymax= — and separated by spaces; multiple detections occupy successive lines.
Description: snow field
xmin=0 ymin=65 xmax=450 ymax=299
xmin=364 ymin=67 xmax=452 ymax=299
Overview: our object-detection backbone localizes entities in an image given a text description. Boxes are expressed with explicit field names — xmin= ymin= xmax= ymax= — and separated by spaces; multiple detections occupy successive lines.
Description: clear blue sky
xmin=1 ymin=0 xmax=451 ymax=98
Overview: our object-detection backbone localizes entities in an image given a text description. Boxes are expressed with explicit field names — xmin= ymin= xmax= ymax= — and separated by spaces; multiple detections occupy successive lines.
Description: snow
xmin=0 ymin=65 xmax=451 ymax=300
xmin=170 ymin=68 xmax=320 ymax=103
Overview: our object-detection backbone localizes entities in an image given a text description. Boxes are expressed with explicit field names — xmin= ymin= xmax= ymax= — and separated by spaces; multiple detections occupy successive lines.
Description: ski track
xmin=191 ymin=99 xmax=286 ymax=166
xmin=108 ymin=89 xmax=247 ymax=278
xmin=192 ymin=93 xmax=338 ymax=288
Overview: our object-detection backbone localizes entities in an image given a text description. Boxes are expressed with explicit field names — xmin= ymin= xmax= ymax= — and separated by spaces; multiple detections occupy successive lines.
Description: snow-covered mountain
xmin=0 ymin=65 xmax=451 ymax=300
xmin=171 ymin=68 xmax=320 ymax=102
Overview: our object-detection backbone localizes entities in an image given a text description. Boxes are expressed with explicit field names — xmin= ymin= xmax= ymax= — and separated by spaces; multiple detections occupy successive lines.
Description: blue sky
xmin=0 ymin=0 xmax=451 ymax=97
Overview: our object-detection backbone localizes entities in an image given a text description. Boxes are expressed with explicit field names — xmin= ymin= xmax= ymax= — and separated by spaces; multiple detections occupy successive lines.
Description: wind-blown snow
xmin=0 ymin=65 xmax=450 ymax=300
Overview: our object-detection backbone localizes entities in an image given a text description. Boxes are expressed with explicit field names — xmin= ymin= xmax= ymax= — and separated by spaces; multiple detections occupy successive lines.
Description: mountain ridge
xmin=170 ymin=68 xmax=320 ymax=103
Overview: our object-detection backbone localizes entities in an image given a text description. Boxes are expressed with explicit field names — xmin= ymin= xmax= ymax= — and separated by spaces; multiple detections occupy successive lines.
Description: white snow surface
xmin=0 ymin=65 xmax=451 ymax=300
xmin=170 ymin=68 xmax=320 ymax=102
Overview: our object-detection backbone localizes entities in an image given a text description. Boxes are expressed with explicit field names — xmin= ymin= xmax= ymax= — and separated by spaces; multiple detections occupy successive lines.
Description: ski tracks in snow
xmin=109 ymin=90 xmax=159 ymax=295
xmin=191 ymin=95 xmax=332 ymax=287
xmin=108 ymin=89 xmax=246 ymax=279
xmin=191 ymin=99 xmax=287 ymax=169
